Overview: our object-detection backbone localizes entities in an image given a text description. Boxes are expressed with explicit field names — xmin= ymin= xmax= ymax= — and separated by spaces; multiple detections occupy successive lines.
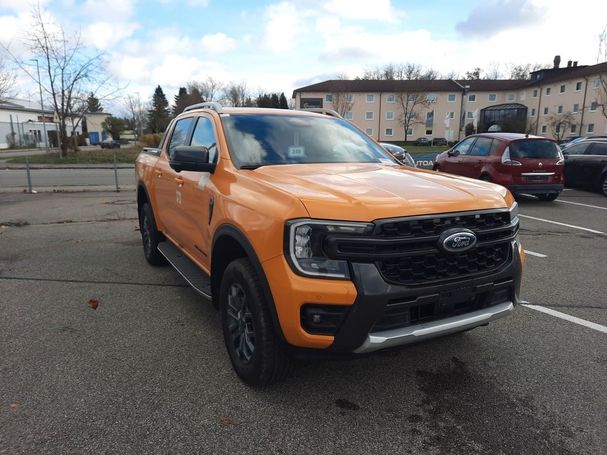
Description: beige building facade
xmin=293 ymin=60 xmax=607 ymax=143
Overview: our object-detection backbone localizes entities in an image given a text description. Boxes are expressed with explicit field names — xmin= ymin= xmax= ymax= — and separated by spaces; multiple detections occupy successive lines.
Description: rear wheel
xmin=140 ymin=203 xmax=166 ymax=265
xmin=538 ymin=193 xmax=559 ymax=201
xmin=220 ymin=258 xmax=290 ymax=386
xmin=601 ymin=174 xmax=607 ymax=197
xmin=479 ymin=174 xmax=491 ymax=182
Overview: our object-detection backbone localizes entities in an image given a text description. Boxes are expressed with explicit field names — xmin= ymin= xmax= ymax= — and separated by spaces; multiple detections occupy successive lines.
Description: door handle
xmin=174 ymin=177 xmax=184 ymax=186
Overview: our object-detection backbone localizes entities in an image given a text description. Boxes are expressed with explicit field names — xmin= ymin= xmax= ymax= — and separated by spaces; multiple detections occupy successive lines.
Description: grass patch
xmin=6 ymin=147 xmax=142 ymax=164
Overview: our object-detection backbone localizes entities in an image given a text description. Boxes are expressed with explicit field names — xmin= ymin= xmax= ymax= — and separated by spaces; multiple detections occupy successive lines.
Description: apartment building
xmin=292 ymin=59 xmax=607 ymax=143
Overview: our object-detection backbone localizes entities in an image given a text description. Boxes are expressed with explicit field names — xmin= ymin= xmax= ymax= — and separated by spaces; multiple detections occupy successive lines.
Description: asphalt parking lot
xmin=1 ymin=189 xmax=606 ymax=454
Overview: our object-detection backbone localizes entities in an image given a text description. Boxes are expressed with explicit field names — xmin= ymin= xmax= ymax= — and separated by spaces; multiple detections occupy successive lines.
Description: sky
xmin=0 ymin=0 xmax=606 ymax=115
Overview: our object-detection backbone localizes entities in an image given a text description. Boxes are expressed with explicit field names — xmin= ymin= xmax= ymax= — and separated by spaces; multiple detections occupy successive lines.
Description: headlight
xmin=285 ymin=219 xmax=373 ymax=279
xmin=509 ymin=201 xmax=519 ymax=224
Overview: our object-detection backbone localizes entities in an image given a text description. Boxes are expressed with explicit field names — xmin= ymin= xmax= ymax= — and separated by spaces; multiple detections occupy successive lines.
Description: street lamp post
xmin=31 ymin=59 xmax=49 ymax=153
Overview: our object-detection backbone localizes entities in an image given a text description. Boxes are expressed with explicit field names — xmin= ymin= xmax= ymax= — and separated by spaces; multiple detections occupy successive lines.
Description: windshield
xmin=221 ymin=114 xmax=395 ymax=167
xmin=509 ymin=139 xmax=560 ymax=159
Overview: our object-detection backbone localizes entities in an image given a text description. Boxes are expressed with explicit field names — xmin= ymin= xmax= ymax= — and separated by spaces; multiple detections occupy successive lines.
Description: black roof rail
xmin=183 ymin=102 xmax=224 ymax=114
xmin=299 ymin=108 xmax=343 ymax=118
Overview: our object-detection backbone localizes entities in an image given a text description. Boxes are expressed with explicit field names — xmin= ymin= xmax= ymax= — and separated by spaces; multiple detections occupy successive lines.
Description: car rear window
xmin=509 ymin=139 xmax=560 ymax=159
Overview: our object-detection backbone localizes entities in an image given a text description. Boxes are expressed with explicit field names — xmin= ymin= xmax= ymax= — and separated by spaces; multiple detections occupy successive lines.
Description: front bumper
xmin=328 ymin=241 xmax=523 ymax=353
xmin=507 ymin=184 xmax=563 ymax=195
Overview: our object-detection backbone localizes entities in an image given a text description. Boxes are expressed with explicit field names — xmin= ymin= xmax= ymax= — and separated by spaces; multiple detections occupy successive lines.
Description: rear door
xmin=508 ymin=139 xmax=562 ymax=187
xmin=580 ymin=142 xmax=607 ymax=186
xmin=563 ymin=142 xmax=592 ymax=185
xmin=465 ymin=136 xmax=494 ymax=178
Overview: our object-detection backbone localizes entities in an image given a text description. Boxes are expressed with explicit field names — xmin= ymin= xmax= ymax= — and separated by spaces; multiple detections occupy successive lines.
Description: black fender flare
xmin=212 ymin=224 xmax=286 ymax=343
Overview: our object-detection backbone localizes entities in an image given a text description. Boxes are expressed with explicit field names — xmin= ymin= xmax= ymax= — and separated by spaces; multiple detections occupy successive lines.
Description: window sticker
xmin=288 ymin=146 xmax=305 ymax=158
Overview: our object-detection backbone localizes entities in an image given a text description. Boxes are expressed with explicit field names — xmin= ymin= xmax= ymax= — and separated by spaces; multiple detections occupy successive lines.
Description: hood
xmin=249 ymin=163 xmax=511 ymax=221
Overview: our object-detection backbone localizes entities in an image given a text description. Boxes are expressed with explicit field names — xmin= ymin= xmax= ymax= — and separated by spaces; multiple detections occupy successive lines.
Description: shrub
xmin=142 ymin=133 xmax=162 ymax=147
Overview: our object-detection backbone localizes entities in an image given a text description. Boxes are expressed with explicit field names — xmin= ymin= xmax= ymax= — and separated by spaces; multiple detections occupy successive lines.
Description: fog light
xmin=301 ymin=304 xmax=349 ymax=335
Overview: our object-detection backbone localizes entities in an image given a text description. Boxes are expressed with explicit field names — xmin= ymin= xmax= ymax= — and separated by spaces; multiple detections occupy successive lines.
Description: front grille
xmin=378 ymin=243 xmax=510 ymax=286
xmin=324 ymin=209 xmax=517 ymax=286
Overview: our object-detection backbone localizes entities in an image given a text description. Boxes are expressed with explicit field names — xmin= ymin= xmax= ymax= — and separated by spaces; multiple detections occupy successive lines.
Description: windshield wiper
xmin=240 ymin=164 xmax=264 ymax=170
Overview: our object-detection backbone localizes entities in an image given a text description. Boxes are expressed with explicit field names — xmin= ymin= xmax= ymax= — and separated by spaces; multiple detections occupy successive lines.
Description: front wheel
xmin=140 ymin=203 xmax=166 ymax=265
xmin=220 ymin=258 xmax=291 ymax=386
xmin=538 ymin=193 xmax=559 ymax=201
xmin=601 ymin=174 xmax=607 ymax=197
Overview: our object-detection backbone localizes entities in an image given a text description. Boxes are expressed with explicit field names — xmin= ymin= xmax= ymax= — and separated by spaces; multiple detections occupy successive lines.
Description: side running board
xmin=157 ymin=241 xmax=212 ymax=300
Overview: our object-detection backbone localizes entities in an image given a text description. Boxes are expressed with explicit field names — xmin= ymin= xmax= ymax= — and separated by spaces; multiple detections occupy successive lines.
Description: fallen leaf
xmin=88 ymin=298 xmax=99 ymax=310
xmin=220 ymin=417 xmax=241 ymax=426
xmin=63 ymin=219 xmax=73 ymax=223
xmin=9 ymin=402 xmax=19 ymax=409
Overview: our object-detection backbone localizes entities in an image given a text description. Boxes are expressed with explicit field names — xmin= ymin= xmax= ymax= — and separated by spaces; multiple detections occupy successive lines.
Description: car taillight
xmin=555 ymin=148 xmax=565 ymax=165
xmin=501 ymin=147 xmax=522 ymax=166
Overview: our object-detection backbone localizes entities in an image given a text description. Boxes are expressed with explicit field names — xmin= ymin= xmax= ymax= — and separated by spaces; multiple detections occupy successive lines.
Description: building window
xmin=345 ymin=94 xmax=353 ymax=102
xmin=560 ymin=84 xmax=566 ymax=93
xmin=385 ymin=128 xmax=393 ymax=136
xmin=557 ymin=105 xmax=563 ymax=114
xmin=571 ymin=124 xmax=577 ymax=133
xmin=366 ymin=94 xmax=375 ymax=103
xmin=448 ymin=94 xmax=456 ymax=102
xmin=575 ymin=81 xmax=582 ymax=91
xmin=365 ymin=111 xmax=374 ymax=120
xmin=385 ymin=111 xmax=394 ymax=120
xmin=541 ymin=125 xmax=547 ymax=133
xmin=533 ymin=89 xmax=538 ymax=97
xmin=468 ymin=94 xmax=476 ymax=102
xmin=325 ymin=94 xmax=333 ymax=102
xmin=592 ymin=79 xmax=600 ymax=89
xmin=531 ymin=108 xmax=536 ymax=116
xmin=507 ymin=93 xmax=515 ymax=101
xmin=543 ymin=107 xmax=549 ymax=115
xmin=488 ymin=93 xmax=497 ymax=102
xmin=587 ymin=123 xmax=595 ymax=133
xmin=386 ymin=94 xmax=395 ymax=103
xmin=365 ymin=128 xmax=373 ymax=135
xmin=573 ymin=103 xmax=579 ymax=113
xmin=546 ymin=87 xmax=551 ymax=95
xmin=590 ymin=101 xmax=598 ymax=111
xmin=406 ymin=127 xmax=413 ymax=135
xmin=467 ymin=111 xmax=474 ymax=119
xmin=425 ymin=110 xmax=434 ymax=136
xmin=345 ymin=111 xmax=353 ymax=120
xmin=448 ymin=111 xmax=455 ymax=119
xmin=426 ymin=94 xmax=438 ymax=102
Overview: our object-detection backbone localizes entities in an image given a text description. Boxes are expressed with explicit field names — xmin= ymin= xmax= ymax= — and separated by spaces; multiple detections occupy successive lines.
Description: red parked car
xmin=434 ymin=133 xmax=564 ymax=201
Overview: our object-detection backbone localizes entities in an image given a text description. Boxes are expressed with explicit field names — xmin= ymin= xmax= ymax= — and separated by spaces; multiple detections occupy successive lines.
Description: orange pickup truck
xmin=135 ymin=103 xmax=524 ymax=385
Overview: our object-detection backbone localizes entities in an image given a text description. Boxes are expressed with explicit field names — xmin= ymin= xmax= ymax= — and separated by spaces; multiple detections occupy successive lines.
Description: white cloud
xmin=200 ymin=33 xmax=236 ymax=54
xmin=80 ymin=0 xmax=136 ymax=19
xmin=262 ymin=2 xmax=301 ymax=52
xmin=84 ymin=21 xmax=140 ymax=50
xmin=322 ymin=0 xmax=404 ymax=23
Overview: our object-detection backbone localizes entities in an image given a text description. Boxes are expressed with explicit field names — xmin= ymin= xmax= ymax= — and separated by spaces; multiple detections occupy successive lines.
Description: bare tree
xmin=327 ymin=74 xmax=354 ymax=117
xmin=546 ymin=111 xmax=576 ymax=141
xmin=224 ymin=81 xmax=249 ymax=107
xmin=360 ymin=63 xmax=438 ymax=81
xmin=190 ymin=77 xmax=224 ymax=102
xmin=397 ymin=92 xmax=436 ymax=143
xmin=0 ymin=57 xmax=16 ymax=101
xmin=509 ymin=63 xmax=546 ymax=80
xmin=2 ymin=6 xmax=117 ymax=156
xmin=124 ymin=94 xmax=146 ymax=143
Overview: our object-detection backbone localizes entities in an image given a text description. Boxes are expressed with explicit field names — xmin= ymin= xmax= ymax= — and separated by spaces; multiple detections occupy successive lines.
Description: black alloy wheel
xmin=140 ymin=203 xmax=166 ymax=265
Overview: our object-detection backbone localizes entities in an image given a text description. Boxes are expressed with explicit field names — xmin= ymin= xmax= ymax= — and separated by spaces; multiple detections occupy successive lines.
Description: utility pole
xmin=31 ymin=59 xmax=49 ymax=153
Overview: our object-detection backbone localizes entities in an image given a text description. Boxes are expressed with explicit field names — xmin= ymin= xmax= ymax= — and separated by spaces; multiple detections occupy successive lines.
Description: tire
xmin=139 ymin=202 xmax=166 ymax=266
xmin=601 ymin=174 xmax=607 ymax=197
xmin=220 ymin=258 xmax=290 ymax=386
xmin=433 ymin=164 xmax=440 ymax=172
xmin=538 ymin=193 xmax=559 ymax=201
xmin=479 ymin=174 xmax=491 ymax=182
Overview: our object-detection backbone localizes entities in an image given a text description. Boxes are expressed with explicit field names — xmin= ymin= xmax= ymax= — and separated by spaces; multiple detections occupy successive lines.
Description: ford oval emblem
xmin=438 ymin=228 xmax=477 ymax=253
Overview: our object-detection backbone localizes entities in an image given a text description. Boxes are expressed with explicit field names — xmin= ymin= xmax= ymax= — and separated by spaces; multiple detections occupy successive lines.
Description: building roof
xmin=0 ymin=98 xmax=53 ymax=115
xmin=293 ymin=60 xmax=607 ymax=97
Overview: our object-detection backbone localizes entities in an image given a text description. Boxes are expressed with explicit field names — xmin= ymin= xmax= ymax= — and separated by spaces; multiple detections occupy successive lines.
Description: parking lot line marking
xmin=523 ymin=250 xmax=547 ymax=258
xmin=555 ymin=199 xmax=607 ymax=211
xmin=519 ymin=214 xmax=606 ymax=235
xmin=522 ymin=304 xmax=607 ymax=334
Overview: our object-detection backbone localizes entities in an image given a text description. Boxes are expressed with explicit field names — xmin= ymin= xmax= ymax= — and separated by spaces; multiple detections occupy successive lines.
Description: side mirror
xmin=448 ymin=149 xmax=460 ymax=157
xmin=170 ymin=146 xmax=216 ymax=173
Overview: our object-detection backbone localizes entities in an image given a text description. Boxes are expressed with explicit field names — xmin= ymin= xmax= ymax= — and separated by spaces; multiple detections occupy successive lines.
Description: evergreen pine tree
xmin=148 ymin=85 xmax=170 ymax=133
xmin=279 ymin=92 xmax=289 ymax=109
xmin=86 ymin=92 xmax=103 ymax=112
xmin=271 ymin=93 xmax=280 ymax=108
xmin=173 ymin=87 xmax=189 ymax=116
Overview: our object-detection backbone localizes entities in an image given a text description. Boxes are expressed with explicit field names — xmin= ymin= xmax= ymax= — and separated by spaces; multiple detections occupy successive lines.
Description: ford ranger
xmin=135 ymin=103 xmax=524 ymax=385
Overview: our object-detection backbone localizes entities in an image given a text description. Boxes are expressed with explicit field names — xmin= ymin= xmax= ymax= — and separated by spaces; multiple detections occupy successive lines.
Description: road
xmin=0 ymin=167 xmax=134 ymax=189
xmin=0 ymin=189 xmax=605 ymax=454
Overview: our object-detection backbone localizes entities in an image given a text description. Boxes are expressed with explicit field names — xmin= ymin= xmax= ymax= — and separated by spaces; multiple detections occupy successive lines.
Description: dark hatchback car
xmin=434 ymin=133 xmax=564 ymax=201
xmin=413 ymin=137 xmax=431 ymax=146
xmin=562 ymin=139 xmax=607 ymax=196
xmin=100 ymin=139 xmax=121 ymax=149
xmin=380 ymin=143 xmax=416 ymax=167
